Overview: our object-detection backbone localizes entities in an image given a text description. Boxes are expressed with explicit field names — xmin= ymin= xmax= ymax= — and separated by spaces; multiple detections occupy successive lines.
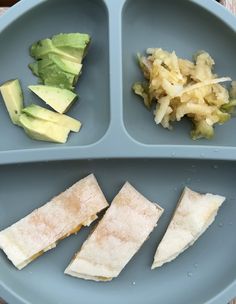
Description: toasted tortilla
xmin=0 ymin=174 xmax=108 ymax=270
xmin=65 ymin=182 xmax=164 ymax=281
xmin=152 ymin=187 xmax=225 ymax=269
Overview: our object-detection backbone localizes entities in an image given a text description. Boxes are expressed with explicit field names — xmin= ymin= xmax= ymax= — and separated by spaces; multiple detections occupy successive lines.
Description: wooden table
xmin=0 ymin=1 xmax=236 ymax=304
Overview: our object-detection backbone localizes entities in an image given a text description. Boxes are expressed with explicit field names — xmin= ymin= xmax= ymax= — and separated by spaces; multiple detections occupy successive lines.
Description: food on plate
xmin=29 ymin=55 xmax=82 ymax=78
xmin=22 ymin=104 xmax=81 ymax=132
xmin=48 ymin=54 xmax=82 ymax=75
xmin=0 ymin=174 xmax=108 ymax=270
xmin=0 ymin=80 xmax=81 ymax=143
xmin=29 ymin=54 xmax=82 ymax=91
xmin=65 ymin=182 xmax=164 ymax=281
xmin=30 ymin=33 xmax=90 ymax=63
xmin=229 ymin=81 xmax=236 ymax=99
xmin=0 ymin=79 xmax=24 ymax=126
xmin=19 ymin=113 xmax=71 ymax=143
xmin=19 ymin=103 xmax=81 ymax=143
xmin=221 ymin=81 xmax=236 ymax=113
xmin=152 ymin=187 xmax=225 ymax=269
xmin=26 ymin=33 xmax=90 ymax=141
xmin=222 ymin=99 xmax=236 ymax=114
xmin=133 ymin=48 xmax=235 ymax=139
xmin=1 ymin=33 xmax=90 ymax=144
xmin=0 ymin=81 xmax=82 ymax=143
xmin=28 ymin=85 xmax=77 ymax=114
xmin=29 ymin=33 xmax=90 ymax=90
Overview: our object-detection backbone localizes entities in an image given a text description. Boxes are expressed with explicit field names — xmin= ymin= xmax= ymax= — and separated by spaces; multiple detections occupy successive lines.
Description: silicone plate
xmin=0 ymin=0 xmax=236 ymax=304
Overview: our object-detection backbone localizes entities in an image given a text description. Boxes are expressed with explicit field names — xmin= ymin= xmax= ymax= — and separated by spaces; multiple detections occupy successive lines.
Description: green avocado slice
xmin=23 ymin=104 xmax=81 ymax=132
xmin=30 ymin=33 xmax=90 ymax=64
xmin=0 ymin=79 xmax=24 ymax=126
xmin=19 ymin=113 xmax=70 ymax=143
xmin=29 ymin=85 xmax=78 ymax=114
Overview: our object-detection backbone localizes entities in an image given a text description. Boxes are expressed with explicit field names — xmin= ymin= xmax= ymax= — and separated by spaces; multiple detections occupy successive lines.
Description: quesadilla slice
xmin=65 ymin=182 xmax=164 ymax=281
xmin=152 ymin=187 xmax=225 ymax=269
xmin=0 ymin=174 xmax=108 ymax=270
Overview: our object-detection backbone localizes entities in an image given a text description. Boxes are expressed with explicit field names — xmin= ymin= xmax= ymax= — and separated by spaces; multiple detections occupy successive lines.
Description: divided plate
xmin=0 ymin=1 xmax=236 ymax=304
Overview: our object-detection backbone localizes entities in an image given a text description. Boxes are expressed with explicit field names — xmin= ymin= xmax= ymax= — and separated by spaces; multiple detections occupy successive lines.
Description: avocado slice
xmin=29 ymin=58 xmax=59 ymax=78
xmin=23 ymin=104 xmax=81 ymax=132
xmin=52 ymin=33 xmax=90 ymax=62
xmin=29 ymin=85 xmax=78 ymax=114
xmin=30 ymin=38 xmax=78 ymax=63
xmin=29 ymin=57 xmax=55 ymax=78
xmin=29 ymin=56 xmax=81 ymax=90
xmin=30 ymin=34 xmax=90 ymax=63
xmin=29 ymin=62 xmax=40 ymax=77
xmin=49 ymin=54 xmax=82 ymax=75
xmin=38 ymin=65 xmax=76 ymax=91
xmin=30 ymin=39 xmax=54 ymax=58
xmin=52 ymin=33 xmax=90 ymax=49
xmin=0 ymin=79 xmax=24 ymax=126
xmin=19 ymin=113 xmax=70 ymax=143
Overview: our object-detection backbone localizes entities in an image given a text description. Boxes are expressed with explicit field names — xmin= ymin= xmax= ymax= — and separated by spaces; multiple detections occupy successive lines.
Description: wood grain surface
xmin=0 ymin=1 xmax=236 ymax=304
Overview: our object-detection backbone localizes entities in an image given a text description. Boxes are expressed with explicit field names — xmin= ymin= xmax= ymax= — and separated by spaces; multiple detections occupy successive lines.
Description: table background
xmin=0 ymin=0 xmax=235 ymax=303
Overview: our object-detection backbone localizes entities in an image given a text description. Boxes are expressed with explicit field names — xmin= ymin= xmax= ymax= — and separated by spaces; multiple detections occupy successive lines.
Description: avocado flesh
xmin=30 ymin=39 xmax=77 ymax=61
xmin=30 ymin=39 xmax=54 ymax=58
xmin=52 ymin=33 xmax=90 ymax=48
xmin=52 ymin=33 xmax=90 ymax=62
xmin=43 ymin=76 xmax=75 ymax=91
xmin=38 ymin=65 xmax=76 ymax=91
xmin=37 ymin=58 xmax=54 ymax=70
xmin=29 ymin=33 xmax=90 ymax=91
xmin=30 ymin=38 xmax=84 ymax=64
xmin=0 ymin=79 xmax=24 ymax=126
xmin=52 ymin=47 xmax=84 ymax=63
xmin=30 ymin=40 xmax=77 ymax=63
xmin=30 ymin=33 xmax=90 ymax=63
xmin=23 ymin=104 xmax=81 ymax=132
xmin=49 ymin=54 xmax=82 ymax=75
xmin=30 ymin=56 xmax=82 ymax=90
xmin=29 ymin=50 xmax=59 ymax=78
xmin=29 ymin=62 xmax=40 ymax=77
xmin=19 ymin=113 xmax=70 ymax=143
xmin=29 ymin=85 xmax=78 ymax=114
